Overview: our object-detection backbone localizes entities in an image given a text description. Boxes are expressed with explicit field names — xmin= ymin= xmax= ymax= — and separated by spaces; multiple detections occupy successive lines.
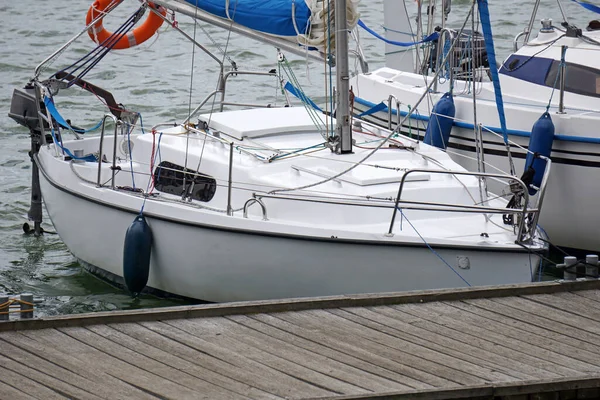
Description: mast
xmin=334 ymin=0 xmax=352 ymax=154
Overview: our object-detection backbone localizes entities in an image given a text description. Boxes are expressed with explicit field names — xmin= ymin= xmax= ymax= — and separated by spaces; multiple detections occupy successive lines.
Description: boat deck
xmin=2 ymin=280 xmax=600 ymax=399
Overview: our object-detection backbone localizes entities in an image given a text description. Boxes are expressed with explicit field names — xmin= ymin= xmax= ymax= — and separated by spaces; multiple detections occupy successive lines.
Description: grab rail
xmin=387 ymin=95 xmax=401 ymax=131
xmin=96 ymin=114 xmax=121 ymax=189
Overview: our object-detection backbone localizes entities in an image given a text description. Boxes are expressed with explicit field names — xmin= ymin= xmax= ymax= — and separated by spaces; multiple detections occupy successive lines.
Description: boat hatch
xmin=199 ymin=107 xmax=331 ymax=140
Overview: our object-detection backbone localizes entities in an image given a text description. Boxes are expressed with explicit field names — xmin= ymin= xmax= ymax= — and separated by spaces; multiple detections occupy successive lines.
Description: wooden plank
xmin=575 ymin=290 xmax=600 ymax=303
xmin=411 ymin=301 xmax=600 ymax=367
xmin=0 ymin=351 xmax=104 ymax=400
xmin=491 ymin=296 xmax=600 ymax=335
xmin=384 ymin=304 xmax=584 ymax=377
xmin=167 ymin=316 xmax=401 ymax=394
xmin=338 ymin=306 xmax=541 ymax=380
xmin=525 ymin=292 xmax=600 ymax=322
xmin=303 ymin=308 xmax=514 ymax=383
xmin=3 ymin=281 xmax=600 ymax=333
xmin=166 ymin=318 xmax=365 ymax=396
xmin=250 ymin=312 xmax=441 ymax=390
xmin=393 ymin=302 xmax=599 ymax=374
xmin=110 ymin=321 xmax=311 ymax=399
xmin=227 ymin=314 xmax=420 ymax=391
xmin=0 ymin=381 xmax=38 ymax=400
xmin=271 ymin=310 xmax=465 ymax=388
xmin=21 ymin=327 xmax=207 ymax=400
xmin=0 ymin=365 xmax=68 ymax=400
xmin=57 ymin=325 xmax=240 ymax=400
xmin=3 ymin=331 xmax=157 ymax=400
xmin=461 ymin=298 xmax=600 ymax=347
xmin=445 ymin=300 xmax=600 ymax=357
xmin=89 ymin=323 xmax=282 ymax=400
xmin=139 ymin=320 xmax=334 ymax=398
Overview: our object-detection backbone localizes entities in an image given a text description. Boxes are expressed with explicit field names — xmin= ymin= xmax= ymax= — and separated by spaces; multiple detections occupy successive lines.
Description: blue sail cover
xmin=183 ymin=0 xmax=311 ymax=37
xmin=570 ymin=0 xmax=600 ymax=14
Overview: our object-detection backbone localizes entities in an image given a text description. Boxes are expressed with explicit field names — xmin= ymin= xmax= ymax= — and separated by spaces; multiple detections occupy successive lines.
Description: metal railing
xmin=513 ymin=30 xmax=529 ymax=52
xmin=184 ymin=69 xmax=286 ymax=122
xmin=96 ymin=114 xmax=121 ymax=189
xmin=245 ymin=163 xmax=550 ymax=245
xmin=219 ymin=70 xmax=283 ymax=112
xmin=387 ymin=169 xmax=547 ymax=244
xmin=387 ymin=95 xmax=401 ymax=131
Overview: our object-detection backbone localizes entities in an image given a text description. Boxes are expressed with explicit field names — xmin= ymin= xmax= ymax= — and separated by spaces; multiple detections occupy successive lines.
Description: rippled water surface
xmin=0 ymin=1 xmax=592 ymax=315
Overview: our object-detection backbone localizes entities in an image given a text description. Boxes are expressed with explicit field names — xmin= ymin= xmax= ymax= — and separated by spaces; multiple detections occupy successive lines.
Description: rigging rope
xmin=278 ymin=52 xmax=327 ymax=139
xmin=55 ymin=7 xmax=142 ymax=86
xmin=358 ymin=20 xmax=439 ymax=47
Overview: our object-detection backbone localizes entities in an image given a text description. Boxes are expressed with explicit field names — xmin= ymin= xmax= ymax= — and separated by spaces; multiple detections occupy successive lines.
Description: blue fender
xmin=424 ymin=92 xmax=455 ymax=149
xmin=525 ymin=112 xmax=554 ymax=195
xmin=123 ymin=214 xmax=153 ymax=295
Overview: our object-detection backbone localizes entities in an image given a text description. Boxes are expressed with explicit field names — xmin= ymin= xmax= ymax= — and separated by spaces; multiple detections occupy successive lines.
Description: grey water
xmin=0 ymin=0 xmax=592 ymax=316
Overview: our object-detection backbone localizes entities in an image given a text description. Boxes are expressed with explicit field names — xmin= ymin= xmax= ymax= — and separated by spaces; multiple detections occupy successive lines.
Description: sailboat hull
xmin=37 ymin=152 xmax=540 ymax=303
xmin=352 ymin=72 xmax=600 ymax=252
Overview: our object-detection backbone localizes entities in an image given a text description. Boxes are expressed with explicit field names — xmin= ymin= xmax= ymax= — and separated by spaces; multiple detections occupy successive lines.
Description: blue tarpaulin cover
xmin=183 ymin=0 xmax=311 ymax=36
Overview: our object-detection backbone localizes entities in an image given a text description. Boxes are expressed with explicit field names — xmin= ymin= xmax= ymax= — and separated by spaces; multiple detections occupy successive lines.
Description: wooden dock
xmin=2 ymin=280 xmax=600 ymax=400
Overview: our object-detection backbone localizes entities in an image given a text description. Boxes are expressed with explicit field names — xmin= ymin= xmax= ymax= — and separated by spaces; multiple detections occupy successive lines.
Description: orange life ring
xmin=86 ymin=0 xmax=166 ymax=50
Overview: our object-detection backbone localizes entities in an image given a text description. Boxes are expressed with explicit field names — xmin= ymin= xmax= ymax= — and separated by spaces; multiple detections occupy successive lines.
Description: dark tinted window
xmin=500 ymin=54 xmax=600 ymax=98
xmin=153 ymin=161 xmax=216 ymax=202
xmin=545 ymin=61 xmax=600 ymax=97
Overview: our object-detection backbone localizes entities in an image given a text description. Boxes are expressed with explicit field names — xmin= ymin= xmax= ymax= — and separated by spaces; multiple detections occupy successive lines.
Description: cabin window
xmin=544 ymin=61 xmax=600 ymax=97
xmin=500 ymin=54 xmax=600 ymax=97
xmin=153 ymin=161 xmax=217 ymax=202
xmin=499 ymin=55 xmax=554 ymax=85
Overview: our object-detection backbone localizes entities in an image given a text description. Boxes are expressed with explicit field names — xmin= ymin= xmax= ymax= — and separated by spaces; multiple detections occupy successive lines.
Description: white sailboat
xmin=9 ymin=0 xmax=549 ymax=302
xmin=351 ymin=0 xmax=600 ymax=252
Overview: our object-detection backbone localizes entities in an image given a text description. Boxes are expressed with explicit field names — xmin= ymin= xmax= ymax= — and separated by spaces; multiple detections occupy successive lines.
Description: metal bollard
xmin=0 ymin=294 xmax=8 ymax=321
xmin=20 ymin=293 xmax=33 ymax=319
xmin=586 ymin=255 xmax=599 ymax=279
xmin=563 ymin=256 xmax=578 ymax=281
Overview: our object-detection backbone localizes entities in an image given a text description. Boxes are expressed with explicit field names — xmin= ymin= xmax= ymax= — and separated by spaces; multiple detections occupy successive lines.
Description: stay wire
xmin=187 ymin=0 xmax=240 ymax=200
xmin=183 ymin=0 xmax=201 ymax=188
xmin=396 ymin=207 xmax=471 ymax=287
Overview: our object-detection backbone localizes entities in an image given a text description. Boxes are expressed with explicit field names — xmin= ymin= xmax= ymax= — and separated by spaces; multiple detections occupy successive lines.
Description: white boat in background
xmin=351 ymin=0 xmax=600 ymax=252
xmin=9 ymin=0 xmax=549 ymax=302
